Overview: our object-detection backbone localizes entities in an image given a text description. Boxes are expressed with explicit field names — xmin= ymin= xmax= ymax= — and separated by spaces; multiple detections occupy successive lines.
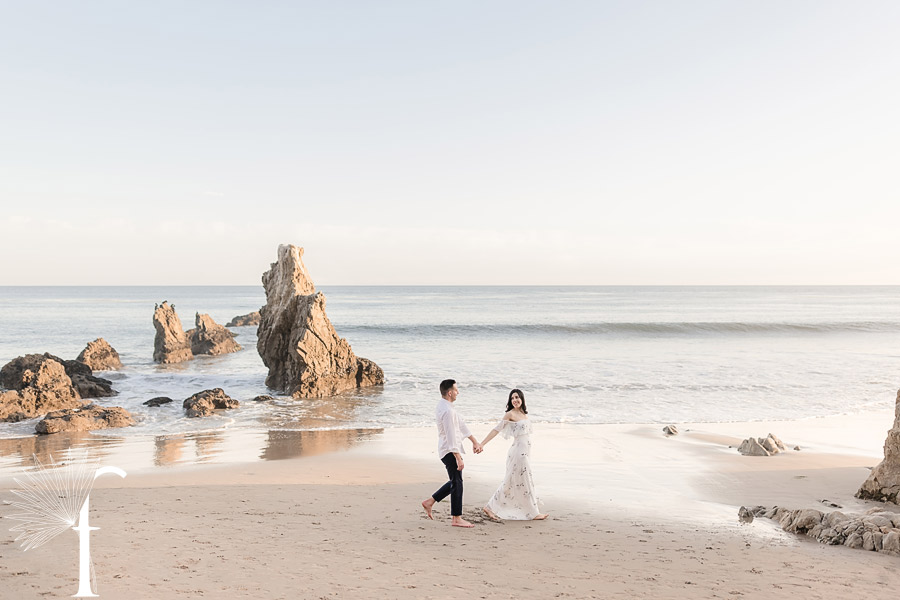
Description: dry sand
xmin=1 ymin=411 xmax=899 ymax=599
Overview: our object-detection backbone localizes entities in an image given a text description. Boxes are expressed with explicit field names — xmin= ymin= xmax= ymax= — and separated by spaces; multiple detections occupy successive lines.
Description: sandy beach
xmin=2 ymin=411 xmax=899 ymax=599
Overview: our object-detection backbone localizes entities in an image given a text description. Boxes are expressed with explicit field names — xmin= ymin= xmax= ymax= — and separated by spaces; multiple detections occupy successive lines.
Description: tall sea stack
xmin=257 ymin=244 xmax=384 ymax=398
xmin=858 ymin=389 xmax=900 ymax=504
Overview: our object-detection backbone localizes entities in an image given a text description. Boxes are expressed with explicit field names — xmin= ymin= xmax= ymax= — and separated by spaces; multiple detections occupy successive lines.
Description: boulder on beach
xmin=186 ymin=313 xmax=242 ymax=356
xmin=0 ymin=354 xmax=85 ymax=422
xmin=35 ymin=403 xmax=134 ymax=434
xmin=737 ymin=433 xmax=786 ymax=456
xmin=858 ymin=389 xmax=900 ymax=504
xmin=183 ymin=388 xmax=239 ymax=418
xmin=663 ymin=425 xmax=678 ymax=436
xmin=76 ymin=338 xmax=123 ymax=371
xmin=227 ymin=311 xmax=261 ymax=327
xmin=256 ymin=244 xmax=384 ymax=398
xmin=153 ymin=301 xmax=194 ymax=364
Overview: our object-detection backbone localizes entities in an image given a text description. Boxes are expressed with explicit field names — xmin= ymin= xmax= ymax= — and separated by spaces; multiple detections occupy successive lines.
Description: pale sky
xmin=1 ymin=1 xmax=899 ymax=285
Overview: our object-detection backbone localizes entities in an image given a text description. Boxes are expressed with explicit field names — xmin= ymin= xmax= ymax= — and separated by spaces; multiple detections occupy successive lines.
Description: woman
xmin=480 ymin=388 xmax=548 ymax=521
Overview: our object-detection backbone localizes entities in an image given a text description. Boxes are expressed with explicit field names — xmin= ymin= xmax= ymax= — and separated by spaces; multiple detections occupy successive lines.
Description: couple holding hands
xmin=421 ymin=379 xmax=548 ymax=528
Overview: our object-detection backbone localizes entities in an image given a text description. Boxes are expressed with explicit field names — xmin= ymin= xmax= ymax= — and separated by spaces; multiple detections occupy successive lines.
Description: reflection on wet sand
xmin=0 ymin=432 xmax=124 ymax=469
xmin=153 ymin=430 xmax=227 ymax=466
xmin=261 ymin=428 xmax=383 ymax=461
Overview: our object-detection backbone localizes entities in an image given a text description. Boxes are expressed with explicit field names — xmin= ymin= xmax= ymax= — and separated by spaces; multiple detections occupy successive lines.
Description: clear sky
xmin=2 ymin=1 xmax=899 ymax=285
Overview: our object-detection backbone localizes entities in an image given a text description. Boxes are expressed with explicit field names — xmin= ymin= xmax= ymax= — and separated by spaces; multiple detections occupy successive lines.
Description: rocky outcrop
xmin=662 ymin=425 xmax=678 ymax=436
xmin=183 ymin=388 xmax=239 ymax=418
xmin=227 ymin=311 xmax=261 ymax=327
xmin=42 ymin=352 xmax=116 ymax=399
xmin=153 ymin=302 xmax=193 ymax=364
xmin=143 ymin=396 xmax=173 ymax=407
xmin=746 ymin=505 xmax=900 ymax=556
xmin=186 ymin=313 xmax=242 ymax=356
xmin=257 ymin=244 xmax=384 ymax=398
xmin=0 ymin=355 xmax=85 ymax=421
xmin=153 ymin=303 xmax=242 ymax=363
xmin=737 ymin=433 xmax=786 ymax=456
xmin=35 ymin=404 xmax=134 ymax=434
xmin=858 ymin=389 xmax=900 ymax=503
xmin=252 ymin=395 xmax=275 ymax=402
xmin=76 ymin=338 xmax=123 ymax=371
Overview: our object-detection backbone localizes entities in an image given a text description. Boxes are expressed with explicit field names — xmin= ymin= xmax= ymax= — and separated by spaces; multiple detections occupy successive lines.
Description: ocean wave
xmin=341 ymin=320 xmax=900 ymax=336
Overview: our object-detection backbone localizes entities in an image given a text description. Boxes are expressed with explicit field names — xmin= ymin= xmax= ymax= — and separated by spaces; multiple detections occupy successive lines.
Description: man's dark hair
xmin=440 ymin=379 xmax=456 ymax=395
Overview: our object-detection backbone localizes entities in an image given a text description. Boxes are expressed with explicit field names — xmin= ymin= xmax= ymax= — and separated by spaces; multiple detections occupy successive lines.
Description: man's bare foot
xmin=533 ymin=514 xmax=549 ymax=520
xmin=422 ymin=498 xmax=435 ymax=520
xmin=483 ymin=507 xmax=500 ymax=521
xmin=451 ymin=517 xmax=475 ymax=528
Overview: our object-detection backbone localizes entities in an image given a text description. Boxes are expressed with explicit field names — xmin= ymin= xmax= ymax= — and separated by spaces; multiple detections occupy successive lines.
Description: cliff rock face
xmin=227 ymin=311 xmax=261 ymax=327
xmin=186 ymin=313 xmax=242 ymax=356
xmin=35 ymin=404 xmax=134 ymax=434
xmin=858 ymin=389 xmax=900 ymax=503
xmin=257 ymin=244 xmax=384 ymax=398
xmin=76 ymin=338 xmax=123 ymax=371
xmin=153 ymin=302 xmax=193 ymax=364
xmin=0 ymin=355 xmax=85 ymax=422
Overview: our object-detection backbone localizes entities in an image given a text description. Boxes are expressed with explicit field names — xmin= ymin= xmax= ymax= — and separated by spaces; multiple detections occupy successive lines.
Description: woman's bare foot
xmin=482 ymin=507 xmax=500 ymax=521
xmin=421 ymin=498 xmax=435 ymax=520
xmin=533 ymin=514 xmax=549 ymax=520
xmin=451 ymin=516 xmax=475 ymax=528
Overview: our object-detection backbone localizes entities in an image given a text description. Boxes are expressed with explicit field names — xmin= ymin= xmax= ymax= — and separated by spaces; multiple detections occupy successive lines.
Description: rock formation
xmin=0 ymin=355 xmax=84 ymax=421
xmin=153 ymin=303 xmax=243 ymax=363
xmin=41 ymin=352 xmax=116 ymax=398
xmin=746 ymin=505 xmax=900 ymax=556
xmin=737 ymin=433 xmax=786 ymax=456
xmin=144 ymin=396 xmax=173 ymax=407
xmin=36 ymin=404 xmax=134 ymax=434
xmin=153 ymin=301 xmax=194 ymax=363
xmin=257 ymin=244 xmax=384 ymax=398
xmin=858 ymin=389 xmax=900 ymax=503
xmin=662 ymin=425 xmax=678 ymax=436
xmin=227 ymin=311 xmax=261 ymax=327
xmin=183 ymin=388 xmax=239 ymax=417
xmin=76 ymin=338 xmax=123 ymax=370
xmin=186 ymin=313 xmax=242 ymax=356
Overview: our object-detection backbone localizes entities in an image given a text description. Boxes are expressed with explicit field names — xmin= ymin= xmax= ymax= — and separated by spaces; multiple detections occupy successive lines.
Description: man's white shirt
xmin=436 ymin=397 xmax=472 ymax=458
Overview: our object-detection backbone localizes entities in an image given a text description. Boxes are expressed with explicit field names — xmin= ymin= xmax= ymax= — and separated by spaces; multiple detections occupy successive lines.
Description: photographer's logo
xmin=7 ymin=452 xmax=126 ymax=598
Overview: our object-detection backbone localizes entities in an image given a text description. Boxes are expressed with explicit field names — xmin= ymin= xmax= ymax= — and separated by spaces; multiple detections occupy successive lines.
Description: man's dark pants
xmin=431 ymin=452 xmax=463 ymax=516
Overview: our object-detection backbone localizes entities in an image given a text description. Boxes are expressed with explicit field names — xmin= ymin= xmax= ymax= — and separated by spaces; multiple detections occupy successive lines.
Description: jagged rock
xmin=153 ymin=301 xmax=193 ymax=364
xmin=252 ymin=395 xmax=275 ymax=402
xmin=738 ymin=433 xmax=787 ymax=456
xmin=186 ymin=313 xmax=242 ymax=356
xmin=0 ymin=355 xmax=85 ymax=421
xmin=144 ymin=396 xmax=173 ymax=407
xmin=662 ymin=425 xmax=678 ymax=436
xmin=738 ymin=437 xmax=771 ymax=456
xmin=41 ymin=352 xmax=116 ymax=398
xmin=738 ymin=506 xmax=754 ymax=524
xmin=227 ymin=311 xmax=261 ymax=327
xmin=858 ymin=389 xmax=900 ymax=504
xmin=750 ymin=505 xmax=900 ymax=556
xmin=257 ymin=244 xmax=384 ymax=398
xmin=35 ymin=404 xmax=134 ymax=434
xmin=76 ymin=338 xmax=123 ymax=370
xmin=183 ymin=388 xmax=239 ymax=418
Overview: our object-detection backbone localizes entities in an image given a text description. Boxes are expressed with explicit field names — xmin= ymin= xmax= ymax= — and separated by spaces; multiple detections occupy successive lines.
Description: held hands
xmin=473 ymin=441 xmax=484 ymax=454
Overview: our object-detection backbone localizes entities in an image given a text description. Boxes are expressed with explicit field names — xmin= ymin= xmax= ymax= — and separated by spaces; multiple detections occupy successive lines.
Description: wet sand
xmin=1 ymin=412 xmax=899 ymax=598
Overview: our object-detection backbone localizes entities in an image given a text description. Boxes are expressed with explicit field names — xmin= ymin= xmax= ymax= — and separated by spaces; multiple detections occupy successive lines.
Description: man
xmin=422 ymin=379 xmax=482 ymax=527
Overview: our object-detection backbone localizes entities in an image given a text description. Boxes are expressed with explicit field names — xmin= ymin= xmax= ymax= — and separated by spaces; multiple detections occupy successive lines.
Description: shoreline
xmin=2 ymin=409 xmax=899 ymax=597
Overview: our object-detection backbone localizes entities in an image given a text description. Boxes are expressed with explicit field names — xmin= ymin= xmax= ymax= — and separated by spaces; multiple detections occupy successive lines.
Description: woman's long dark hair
xmin=506 ymin=388 xmax=527 ymax=414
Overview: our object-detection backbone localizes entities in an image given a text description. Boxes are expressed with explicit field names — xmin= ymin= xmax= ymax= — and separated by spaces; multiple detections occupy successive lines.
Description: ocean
xmin=0 ymin=286 xmax=898 ymax=441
